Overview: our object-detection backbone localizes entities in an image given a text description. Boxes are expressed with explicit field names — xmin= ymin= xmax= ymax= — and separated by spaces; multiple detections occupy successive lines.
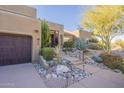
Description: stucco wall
xmin=0 ymin=5 xmax=41 ymax=62
xmin=64 ymin=31 xmax=75 ymax=42
xmin=79 ymin=31 xmax=91 ymax=40
xmin=48 ymin=22 xmax=64 ymax=34
xmin=0 ymin=5 xmax=36 ymax=18
xmin=64 ymin=30 xmax=91 ymax=39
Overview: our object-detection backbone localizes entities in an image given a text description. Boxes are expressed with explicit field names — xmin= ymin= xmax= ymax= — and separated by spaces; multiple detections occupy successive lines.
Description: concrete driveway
xmin=0 ymin=63 xmax=46 ymax=88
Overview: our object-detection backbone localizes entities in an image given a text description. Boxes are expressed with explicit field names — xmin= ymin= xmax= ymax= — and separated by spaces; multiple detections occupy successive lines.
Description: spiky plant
xmin=54 ymin=45 xmax=61 ymax=64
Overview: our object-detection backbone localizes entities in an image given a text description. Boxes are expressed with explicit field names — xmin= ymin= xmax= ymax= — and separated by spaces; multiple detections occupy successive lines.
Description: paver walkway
xmin=0 ymin=63 xmax=46 ymax=88
xmin=62 ymin=55 xmax=124 ymax=88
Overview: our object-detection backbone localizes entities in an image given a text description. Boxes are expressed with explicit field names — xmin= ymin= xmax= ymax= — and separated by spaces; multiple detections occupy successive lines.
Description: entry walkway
xmin=63 ymin=55 xmax=124 ymax=88
xmin=69 ymin=69 xmax=124 ymax=88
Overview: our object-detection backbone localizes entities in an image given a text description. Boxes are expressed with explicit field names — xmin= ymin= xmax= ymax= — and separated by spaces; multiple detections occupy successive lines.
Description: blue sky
xmin=33 ymin=5 xmax=124 ymax=40
xmin=33 ymin=5 xmax=90 ymax=31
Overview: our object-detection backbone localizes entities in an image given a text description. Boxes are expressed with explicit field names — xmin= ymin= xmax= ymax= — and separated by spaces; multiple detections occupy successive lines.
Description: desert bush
xmin=40 ymin=47 xmax=55 ymax=61
xmin=88 ymin=43 xmax=102 ymax=50
xmin=88 ymin=37 xmax=98 ymax=43
xmin=119 ymin=63 xmax=124 ymax=73
xmin=63 ymin=41 xmax=74 ymax=48
xmin=63 ymin=41 xmax=74 ymax=53
xmin=114 ymin=39 xmax=124 ymax=50
xmin=100 ymin=53 xmax=124 ymax=73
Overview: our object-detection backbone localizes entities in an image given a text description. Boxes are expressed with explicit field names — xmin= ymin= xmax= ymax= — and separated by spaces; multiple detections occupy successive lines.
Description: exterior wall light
xmin=34 ymin=30 xmax=39 ymax=33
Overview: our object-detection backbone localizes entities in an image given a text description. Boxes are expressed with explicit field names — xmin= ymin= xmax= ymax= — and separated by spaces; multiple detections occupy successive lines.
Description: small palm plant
xmin=75 ymin=38 xmax=88 ymax=72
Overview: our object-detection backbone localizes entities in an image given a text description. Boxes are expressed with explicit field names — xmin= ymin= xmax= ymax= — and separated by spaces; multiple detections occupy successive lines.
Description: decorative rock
xmin=47 ymin=60 xmax=56 ymax=67
xmin=39 ymin=56 xmax=49 ymax=69
xmin=46 ymin=74 xmax=52 ymax=79
xmin=92 ymin=55 xmax=103 ymax=63
xmin=63 ymin=77 xmax=66 ymax=80
xmin=85 ymin=56 xmax=95 ymax=64
xmin=34 ymin=60 xmax=92 ymax=87
xmin=38 ymin=69 xmax=43 ymax=74
xmin=113 ymin=69 xmax=121 ymax=73
xmin=42 ymin=70 xmax=47 ymax=75
xmin=58 ymin=75 xmax=63 ymax=79
xmin=51 ymin=73 xmax=57 ymax=78
xmin=56 ymin=65 xmax=70 ymax=75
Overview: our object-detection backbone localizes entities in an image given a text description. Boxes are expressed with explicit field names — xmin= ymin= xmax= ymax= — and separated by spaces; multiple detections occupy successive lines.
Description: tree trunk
xmin=82 ymin=50 xmax=85 ymax=72
xmin=106 ymin=36 xmax=111 ymax=54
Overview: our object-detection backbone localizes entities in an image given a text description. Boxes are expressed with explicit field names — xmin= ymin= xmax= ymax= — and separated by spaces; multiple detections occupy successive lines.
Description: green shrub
xmin=88 ymin=37 xmax=98 ymax=43
xmin=119 ymin=61 xmax=124 ymax=74
xmin=63 ymin=41 xmax=74 ymax=53
xmin=88 ymin=43 xmax=101 ymax=50
xmin=63 ymin=48 xmax=73 ymax=52
xmin=40 ymin=47 xmax=55 ymax=61
xmin=100 ymin=53 xmax=124 ymax=73
xmin=63 ymin=41 xmax=74 ymax=48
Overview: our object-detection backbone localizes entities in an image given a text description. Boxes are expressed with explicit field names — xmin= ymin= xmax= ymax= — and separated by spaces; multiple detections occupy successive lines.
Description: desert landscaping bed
xmin=34 ymin=59 xmax=92 ymax=88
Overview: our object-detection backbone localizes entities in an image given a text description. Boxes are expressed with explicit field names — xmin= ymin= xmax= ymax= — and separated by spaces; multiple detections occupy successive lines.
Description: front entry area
xmin=0 ymin=33 xmax=32 ymax=66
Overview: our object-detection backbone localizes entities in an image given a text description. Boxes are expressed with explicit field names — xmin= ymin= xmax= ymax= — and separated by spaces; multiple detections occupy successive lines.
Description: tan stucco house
xmin=0 ymin=5 xmax=64 ymax=66
xmin=47 ymin=21 xmax=64 ymax=47
xmin=0 ymin=5 xmax=41 ymax=65
xmin=64 ymin=29 xmax=91 ymax=42
xmin=64 ymin=30 xmax=76 ymax=42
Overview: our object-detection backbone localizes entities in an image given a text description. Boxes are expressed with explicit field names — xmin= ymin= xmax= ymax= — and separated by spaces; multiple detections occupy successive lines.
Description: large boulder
xmin=45 ymin=74 xmax=52 ymax=79
xmin=92 ymin=55 xmax=103 ymax=63
xmin=56 ymin=65 xmax=70 ymax=75
xmin=39 ymin=56 xmax=49 ymax=69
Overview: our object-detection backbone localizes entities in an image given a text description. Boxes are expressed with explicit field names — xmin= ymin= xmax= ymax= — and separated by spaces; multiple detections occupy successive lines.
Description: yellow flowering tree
xmin=82 ymin=6 xmax=124 ymax=54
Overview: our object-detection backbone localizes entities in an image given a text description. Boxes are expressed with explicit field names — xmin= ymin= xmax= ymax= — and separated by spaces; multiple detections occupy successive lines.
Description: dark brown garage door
xmin=0 ymin=33 xmax=32 ymax=66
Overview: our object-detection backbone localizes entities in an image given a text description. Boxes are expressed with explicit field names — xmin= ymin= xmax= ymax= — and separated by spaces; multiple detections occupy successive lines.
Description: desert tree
xmin=82 ymin=6 xmax=124 ymax=54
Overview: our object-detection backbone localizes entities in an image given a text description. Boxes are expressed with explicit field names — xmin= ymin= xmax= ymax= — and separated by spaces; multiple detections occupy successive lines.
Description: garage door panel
xmin=0 ymin=34 xmax=32 ymax=66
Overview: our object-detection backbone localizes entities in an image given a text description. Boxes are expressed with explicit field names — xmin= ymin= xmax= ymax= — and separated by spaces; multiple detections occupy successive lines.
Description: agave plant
xmin=75 ymin=38 xmax=88 ymax=71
